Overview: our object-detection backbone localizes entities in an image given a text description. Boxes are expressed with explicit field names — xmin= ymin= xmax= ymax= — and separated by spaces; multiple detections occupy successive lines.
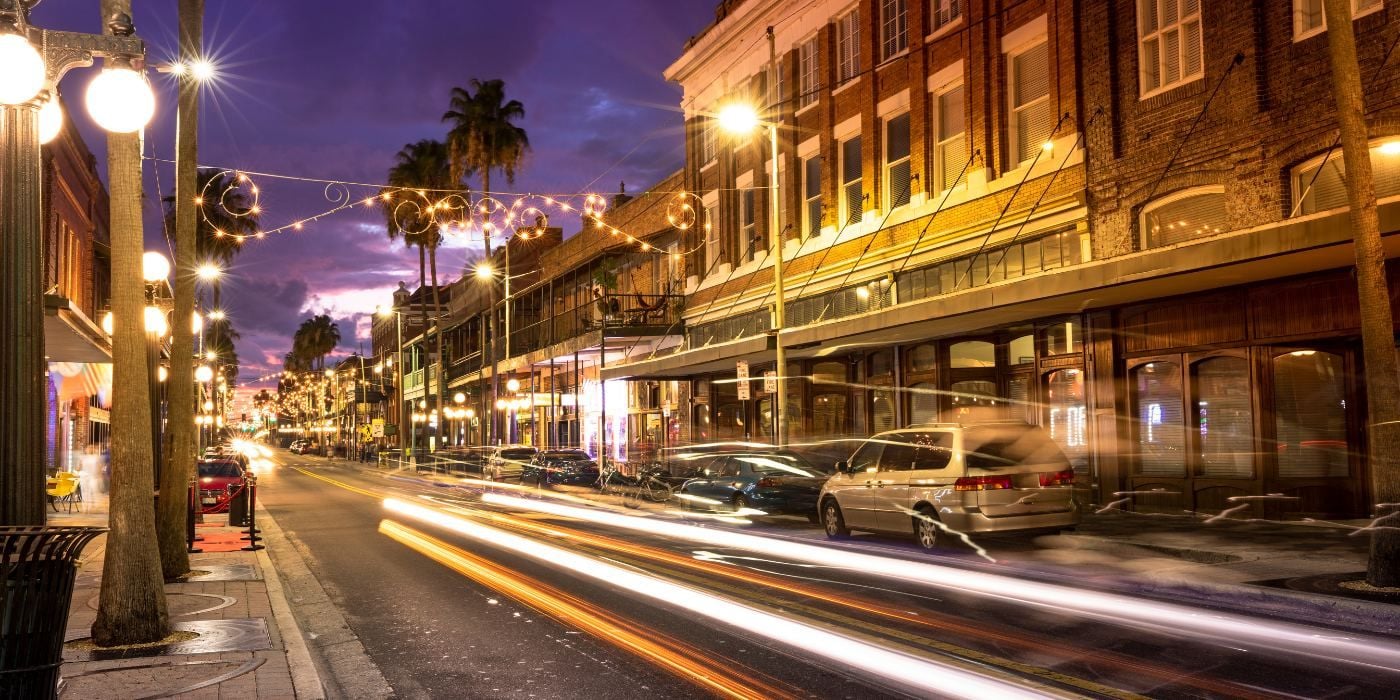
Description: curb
xmin=255 ymin=503 xmax=327 ymax=700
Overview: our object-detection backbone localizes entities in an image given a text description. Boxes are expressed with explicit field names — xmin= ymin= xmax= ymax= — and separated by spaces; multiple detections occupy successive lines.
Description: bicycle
xmin=597 ymin=464 xmax=674 ymax=507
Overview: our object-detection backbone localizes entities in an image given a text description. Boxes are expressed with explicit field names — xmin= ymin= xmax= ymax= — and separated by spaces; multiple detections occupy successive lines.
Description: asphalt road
xmin=256 ymin=451 xmax=1400 ymax=699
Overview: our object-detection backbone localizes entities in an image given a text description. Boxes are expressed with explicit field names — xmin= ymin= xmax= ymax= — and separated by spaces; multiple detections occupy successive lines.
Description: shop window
xmin=908 ymin=382 xmax=939 ymax=425
xmin=1141 ymin=187 xmax=1228 ymax=248
xmin=1007 ymin=375 xmax=1033 ymax=423
xmin=1044 ymin=318 xmax=1082 ymax=356
xmin=1193 ymin=356 xmax=1254 ymax=478
xmin=1132 ymin=361 xmax=1185 ymax=477
xmin=949 ymin=380 xmax=998 ymax=411
xmin=757 ymin=396 xmax=773 ymax=440
xmin=1293 ymin=141 xmax=1400 ymax=215
xmin=812 ymin=393 xmax=849 ymax=435
xmin=872 ymin=389 xmax=896 ymax=432
xmin=1009 ymin=334 xmax=1035 ymax=365
xmin=950 ymin=341 xmax=995 ymax=368
xmin=869 ymin=350 xmax=894 ymax=378
xmin=715 ymin=402 xmax=744 ymax=440
xmin=909 ymin=344 xmax=938 ymax=373
xmin=785 ymin=362 xmax=804 ymax=439
xmin=693 ymin=403 xmax=713 ymax=442
xmin=812 ymin=361 xmax=847 ymax=386
xmin=1045 ymin=369 xmax=1087 ymax=468
xmin=1274 ymin=350 xmax=1349 ymax=478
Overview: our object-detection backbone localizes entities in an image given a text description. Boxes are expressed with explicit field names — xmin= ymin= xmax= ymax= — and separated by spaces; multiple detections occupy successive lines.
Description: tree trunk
xmin=1323 ymin=0 xmax=1400 ymax=588
xmin=429 ymin=241 xmax=445 ymax=446
xmin=157 ymin=0 xmax=202 ymax=580
xmin=93 ymin=0 xmax=172 ymax=646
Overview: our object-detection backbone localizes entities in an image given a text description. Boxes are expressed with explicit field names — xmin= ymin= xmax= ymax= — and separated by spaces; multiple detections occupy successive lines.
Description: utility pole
xmin=93 ymin=0 xmax=171 ymax=646
xmin=1322 ymin=0 xmax=1400 ymax=587
xmin=157 ymin=0 xmax=202 ymax=580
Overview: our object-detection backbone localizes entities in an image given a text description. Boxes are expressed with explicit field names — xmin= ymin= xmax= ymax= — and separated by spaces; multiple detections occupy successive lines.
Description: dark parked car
xmin=197 ymin=458 xmax=245 ymax=513
xmin=523 ymin=449 xmax=600 ymax=487
xmin=677 ymin=450 xmax=832 ymax=518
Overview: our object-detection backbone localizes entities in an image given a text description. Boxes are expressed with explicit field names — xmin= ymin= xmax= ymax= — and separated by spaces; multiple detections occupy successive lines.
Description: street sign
xmin=736 ymin=361 xmax=750 ymax=401
xmin=763 ymin=370 xmax=777 ymax=393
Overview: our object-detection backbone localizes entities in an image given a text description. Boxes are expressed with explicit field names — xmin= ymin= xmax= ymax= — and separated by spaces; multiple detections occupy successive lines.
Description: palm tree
xmin=164 ymin=168 xmax=259 ymax=311
xmin=381 ymin=139 xmax=458 ymax=445
xmin=442 ymin=79 xmax=530 ymax=444
xmin=293 ymin=314 xmax=340 ymax=370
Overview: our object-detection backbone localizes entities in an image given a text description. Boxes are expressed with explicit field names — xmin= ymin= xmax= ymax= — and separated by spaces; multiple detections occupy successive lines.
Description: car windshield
xmin=730 ymin=453 xmax=829 ymax=477
xmin=198 ymin=461 xmax=242 ymax=478
xmin=963 ymin=425 xmax=1069 ymax=470
xmin=542 ymin=450 xmax=591 ymax=461
xmin=500 ymin=449 xmax=536 ymax=460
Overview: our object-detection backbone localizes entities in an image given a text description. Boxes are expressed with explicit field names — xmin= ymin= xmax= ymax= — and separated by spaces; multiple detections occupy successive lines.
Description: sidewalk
xmin=52 ymin=501 xmax=323 ymax=699
xmin=338 ymin=454 xmax=1400 ymax=635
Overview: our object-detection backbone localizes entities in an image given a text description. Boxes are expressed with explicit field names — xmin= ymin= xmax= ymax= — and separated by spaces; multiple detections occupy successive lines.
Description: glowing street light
xmin=196 ymin=262 xmax=222 ymax=281
xmin=195 ymin=365 xmax=214 ymax=383
xmin=143 ymin=305 xmax=169 ymax=337
xmin=716 ymin=103 xmax=760 ymax=135
xmin=505 ymin=378 xmax=521 ymax=393
xmin=85 ymin=62 xmax=155 ymax=133
xmin=38 ymin=99 xmax=62 ymax=144
xmin=142 ymin=251 xmax=171 ymax=283
xmin=0 ymin=33 xmax=44 ymax=105
xmin=208 ymin=310 xmax=225 ymax=321
xmin=474 ymin=262 xmax=494 ymax=280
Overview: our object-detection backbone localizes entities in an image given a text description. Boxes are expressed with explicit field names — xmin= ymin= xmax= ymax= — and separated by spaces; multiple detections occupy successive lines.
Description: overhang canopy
xmin=44 ymin=294 xmax=111 ymax=363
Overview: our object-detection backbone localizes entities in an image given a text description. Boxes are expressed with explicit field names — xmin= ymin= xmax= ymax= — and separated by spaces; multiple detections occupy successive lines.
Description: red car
xmin=197 ymin=458 xmax=245 ymax=512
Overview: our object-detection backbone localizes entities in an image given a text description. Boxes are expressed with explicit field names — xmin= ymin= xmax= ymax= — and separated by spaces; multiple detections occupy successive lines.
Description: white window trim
xmin=836 ymin=5 xmax=862 ymax=85
xmin=927 ymin=0 xmax=965 ymax=42
xmin=1289 ymin=137 xmax=1400 ymax=214
xmin=1137 ymin=0 xmax=1205 ymax=100
xmin=833 ymin=114 xmax=862 ymax=142
xmin=802 ymin=153 xmax=823 ymax=239
xmin=797 ymin=135 xmax=821 ymax=159
xmin=926 ymin=60 xmax=964 ymax=94
xmin=1001 ymin=14 xmax=1047 ymax=53
xmin=877 ymin=88 xmax=911 ymax=117
xmin=702 ymin=190 xmax=720 ymax=272
xmin=1006 ymin=37 xmax=1051 ymax=170
xmin=1294 ymin=0 xmax=1385 ymax=43
xmin=933 ymin=81 xmax=967 ymax=195
xmin=884 ymin=110 xmax=913 ymax=210
xmin=839 ymin=134 xmax=865 ymax=229
xmin=1138 ymin=185 xmax=1226 ymax=250
xmin=795 ymin=34 xmax=821 ymax=111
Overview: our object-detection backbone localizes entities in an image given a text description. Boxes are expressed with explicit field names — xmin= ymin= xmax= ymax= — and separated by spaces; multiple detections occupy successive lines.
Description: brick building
xmin=592 ymin=0 xmax=1400 ymax=517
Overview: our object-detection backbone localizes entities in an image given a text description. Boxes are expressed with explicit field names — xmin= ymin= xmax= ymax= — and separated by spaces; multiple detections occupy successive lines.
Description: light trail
xmin=384 ymin=498 xmax=1059 ymax=699
xmin=378 ymin=519 xmax=793 ymax=700
xmin=480 ymin=492 xmax=1400 ymax=675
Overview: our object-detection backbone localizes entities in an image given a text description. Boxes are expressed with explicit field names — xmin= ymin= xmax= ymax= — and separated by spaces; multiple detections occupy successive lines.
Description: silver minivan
xmin=819 ymin=422 xmax=1080 ymax=550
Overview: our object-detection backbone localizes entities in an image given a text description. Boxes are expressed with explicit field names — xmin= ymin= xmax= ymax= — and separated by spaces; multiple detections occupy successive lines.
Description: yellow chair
xmin=45 ymin=472 xmax=82 ymax=513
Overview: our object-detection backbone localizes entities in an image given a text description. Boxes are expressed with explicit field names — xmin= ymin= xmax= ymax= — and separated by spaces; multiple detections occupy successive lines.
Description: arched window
xmin=1140 ymin=187 xmax=1228 ymax=249
xmin=1293 ymin=140 xmax=1400 ymax=215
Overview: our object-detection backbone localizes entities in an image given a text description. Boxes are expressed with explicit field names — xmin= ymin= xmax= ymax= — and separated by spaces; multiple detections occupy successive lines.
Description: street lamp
xmin=196 ymin=262 xmax=222 ymax=282
xmin=716 ymin=30 xmax=787 ymax=447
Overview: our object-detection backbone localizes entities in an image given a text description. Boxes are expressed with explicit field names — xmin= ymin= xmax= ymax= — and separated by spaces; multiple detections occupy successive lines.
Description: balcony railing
xmin=510 ymin=292 xmax=684 ymax=359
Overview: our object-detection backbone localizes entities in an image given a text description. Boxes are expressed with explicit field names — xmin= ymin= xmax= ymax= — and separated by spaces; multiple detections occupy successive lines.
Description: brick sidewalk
xmin=53 ymin=508 xmax=322 ymax=699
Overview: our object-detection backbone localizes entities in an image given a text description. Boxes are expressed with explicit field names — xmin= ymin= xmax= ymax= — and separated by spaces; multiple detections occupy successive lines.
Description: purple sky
xmin=36 ymin=0 xmax=714 ymax=387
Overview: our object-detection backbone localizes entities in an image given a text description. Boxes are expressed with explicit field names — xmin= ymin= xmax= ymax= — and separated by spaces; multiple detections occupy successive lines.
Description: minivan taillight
xmin=1039 ymin=469 xmax=1076 ymax=487
xmin=756 ymin=477 xmax=781 ymax=488
xmin=954 ymin=475 xmax=1013 ymax=491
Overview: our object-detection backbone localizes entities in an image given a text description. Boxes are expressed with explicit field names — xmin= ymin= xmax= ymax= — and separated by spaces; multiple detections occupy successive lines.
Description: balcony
xmin=510 ymin=292 xmax=684 ymax=360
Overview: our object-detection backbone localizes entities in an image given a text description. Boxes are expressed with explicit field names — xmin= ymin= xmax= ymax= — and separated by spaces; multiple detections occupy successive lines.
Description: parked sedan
xmin=677 ymin=450 xmax=831 ymax=518
xmin=523 ymin=449 xmax=600 ymax=487
xmin=196 ymin=458 xmax=245 ymax=513
xmin=485 ymin=445 xmax=538 ymax=481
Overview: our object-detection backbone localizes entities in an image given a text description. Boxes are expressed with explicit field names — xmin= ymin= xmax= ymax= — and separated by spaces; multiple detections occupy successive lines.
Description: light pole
xmin=0 ymin=0 xmax=151 ymax=524
xmin=716 ymin=28 xmax=786 ymax=447
xmin=377 ymin=304 xmax=409 ymax=457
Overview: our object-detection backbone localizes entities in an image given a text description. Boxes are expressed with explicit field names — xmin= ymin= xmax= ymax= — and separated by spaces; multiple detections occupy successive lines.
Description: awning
xmin=44 ymin=294 xmax=111 ymax=363
xmin=50 ymin=362 xmax=112 ymax=404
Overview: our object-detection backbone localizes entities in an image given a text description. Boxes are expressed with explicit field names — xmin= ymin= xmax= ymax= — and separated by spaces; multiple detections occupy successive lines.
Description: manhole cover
xmin=64 ymin=619 xmax=272 ymax=661
xmin=1250 ymin=571 xmax=1400 ymax=603
xmin=180 ymin=562 xmax=260 ymax=582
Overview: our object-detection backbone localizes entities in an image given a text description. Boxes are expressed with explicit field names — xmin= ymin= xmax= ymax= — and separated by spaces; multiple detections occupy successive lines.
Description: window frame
xmin=836 ymin=6 xmax=862 ymax=85
xmin=930 ymin=0 xmax=963 ymax=36
xmin=802 ymin=153 xmax=823 ymax=238
xmin=698 ymin=117 xmax=716 ymax=166
xmin=1137 ymin=0 xmax=1205 ymax=99
xmin=1138 ymin=185 xmax=1227 ymax=250
xmin=933 ymin=80 xmax=967 ymax=194
xmin=840 ymin=135 xmax=864 ymax=226
xmin=879 ymin=0 xmax=909 ymax=63
xmin=797 ymin=36 xmax=820 ymax=111
xmin=1006 ymin=37 xmax=1052 ymax=170
xmin=1294 ymin=0 xmax=1384 ymax=42
xmin=884 ymin=111 xmax=913 ymax=210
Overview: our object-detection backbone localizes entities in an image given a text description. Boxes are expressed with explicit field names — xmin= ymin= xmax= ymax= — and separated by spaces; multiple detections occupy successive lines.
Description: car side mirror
xmin=835 ymin=460 xmax=850 ymax=474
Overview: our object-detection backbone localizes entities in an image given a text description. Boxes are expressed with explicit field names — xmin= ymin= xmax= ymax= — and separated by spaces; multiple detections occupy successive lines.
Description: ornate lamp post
xmin=0 ymin=1 xmax=153 ymax=524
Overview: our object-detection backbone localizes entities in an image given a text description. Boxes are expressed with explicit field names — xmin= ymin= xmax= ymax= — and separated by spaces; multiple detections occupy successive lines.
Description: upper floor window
xmin=1295 ymin=0 xmax=1384 ymax=41
xmin=841 ymin=136 xmax=864 ymax=225
xmin=934 ymin=83 xmax=967 ymax=192
xmin=741 ymin=185 xmax=759 ymax=260
xmin=798 ymin=37 xmax=819 ymax=109
xmin=1008 ymin=40 xmax=1052 ymax=167
xmin=932 ymin=0 xmax=962 ymax=31
xmin=803 ymin=154 xmax=823 ymax=237
xmin=880 ymin=0 xmax=909 ymax=61
xmin=1138 ymin=0 xmax=1203 ymax=97
xmin=703 ymin=196 xmax=719 ymax=271
xmin=1140 ymin=187 xmax=1228 ymax=249
xmin=885 ymin=112 xmax=912 ymax=209
xmin=1293 ymin=139 xmax=1400 ymax=214
xmin=699 ymin=118 xmax=716 ymax=165
xmin=837 ymin=8 xmax=861 ymax=84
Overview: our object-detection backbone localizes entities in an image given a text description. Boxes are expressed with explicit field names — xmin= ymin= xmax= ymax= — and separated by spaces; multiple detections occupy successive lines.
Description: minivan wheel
xmin=733 ymin=494 xmax=751 ymax=512
xmin=914 ymin=507 xmax=941 ymax=551
xmin=822 ymin=500 xmax=850 ymax=538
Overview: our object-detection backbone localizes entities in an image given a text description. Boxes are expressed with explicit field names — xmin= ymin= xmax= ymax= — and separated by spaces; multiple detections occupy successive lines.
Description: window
xmin=1138 ymin=0 xmax=1203 ymax=96
xmin=741 ymin=186 xmax=758 ymax=260
xmin=872 ymin=389 xmax=896 ymax=432
xmin=909 ymin=344 xmax=938 ymax=373
xmin=1044 ymin=317 xmax=1082 ymax=356
xmin=1009 ymin=334 xmax=1035 ymax=365
xmin=813 ymin=393 xmax=850 ymax=435
xmin=837 ymin=8 xmax=861 ymax=84
xmin=908 ymin=383 xmax=939 ymax=425
xmin=1194 ymin=356 xmax=1254 ymax=478
xmin=935 ymin=83 xmax=967 ymax=192
xmin=1293 ymin=141 xmax=1400 ymax=215
xmin=703 ymin=196 xmax=719 ymax=272
xmin=1045 ymin=369 xmax=1088 ymax=468
xmin=884 ymin=113 xmax=912 ymax=209
xmin=1132 ymin=361 xmax=1185 ymax=477
xmin=812 ymin=361 xmax=846 ymax=385
xmin=882 ymin=433 xmax=954 ymax=471
xmin=932 ymin=0 xmax=962 ymax=31
xmin=699 ymin=118 xmax=716 ymax=164
xmin=1141 ymin=188 xmax=1229 ymax=248
xmin=849 ymin=437 xmax=883 ymax=472
xmin=1008 ymin=40 xmax=1052 ymax=167
xmin=841 ymin=136 xmax=863 ymax=225
xmin=798 ymin=38 xmax=819 ymax=109
xmin=1274 ymin=350 xmax=1349 ymax=478
xmin=951 ymin=341 xmax=995 ymax=368
xmin=1295 ymin=0 xmax=1383 ymax=41
xmin=803 ymin=154 xmax=823 ymax=237
xmin=880 ymin=0 xmax=908 ymax=61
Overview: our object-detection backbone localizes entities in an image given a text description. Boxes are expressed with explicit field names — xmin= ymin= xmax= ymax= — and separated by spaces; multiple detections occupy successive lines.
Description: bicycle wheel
xmin=644 ymin=478 xmax=672 ymax=503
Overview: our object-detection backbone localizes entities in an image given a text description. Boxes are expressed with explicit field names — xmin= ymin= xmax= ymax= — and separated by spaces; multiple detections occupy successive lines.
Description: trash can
xmin=227 ymin=485 xmax=250 ymax=528
xmin=1 ymin=526 xmax=106 ymax=700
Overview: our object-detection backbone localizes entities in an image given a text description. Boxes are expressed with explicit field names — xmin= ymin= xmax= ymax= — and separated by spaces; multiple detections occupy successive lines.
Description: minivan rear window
xmin=964 ymin=426 xmax=1068 ymax=470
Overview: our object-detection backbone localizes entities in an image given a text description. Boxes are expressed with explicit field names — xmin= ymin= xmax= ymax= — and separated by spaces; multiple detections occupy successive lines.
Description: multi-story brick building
xmin=594 ymin=0 xmax=1400 ymax=517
